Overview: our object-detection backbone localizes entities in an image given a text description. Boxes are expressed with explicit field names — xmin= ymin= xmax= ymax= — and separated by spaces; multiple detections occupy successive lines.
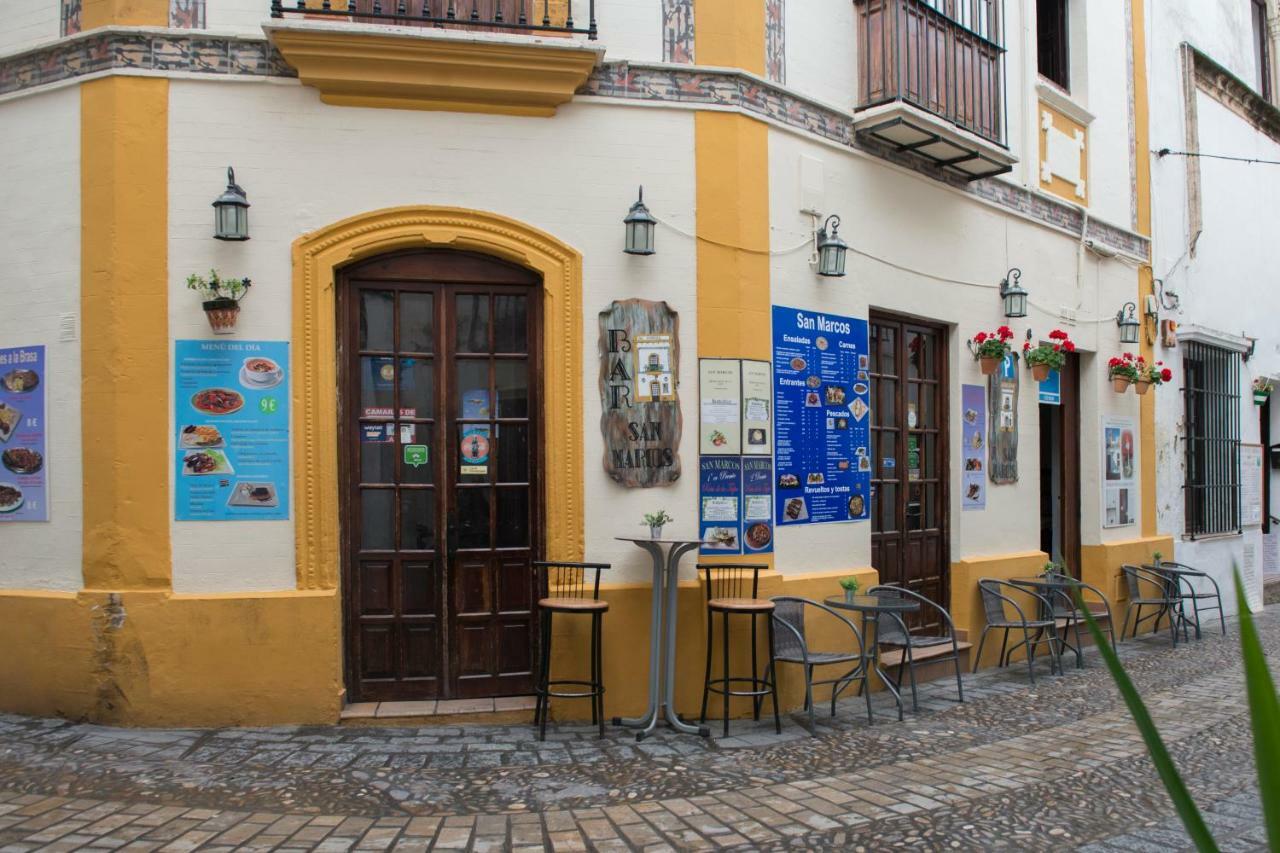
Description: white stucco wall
xmin=168 ymin=78 xmax=696 ymax=592
xmin=0 ymin=86 xmax=82 ymax=591
xmin=0 ymin=0 xmax=60 ymax=55
xmin=782 ymin=0 xmax=857 ymax=110
xmin=205 ymin=0 xmax=663 ymax=63
xmin=768 ymin=128 xmax=1142 ymax=569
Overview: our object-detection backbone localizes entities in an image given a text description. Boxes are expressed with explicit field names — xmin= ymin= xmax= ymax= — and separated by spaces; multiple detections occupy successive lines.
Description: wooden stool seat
xmin=708 ymin=597 xmax=774 ymax=613
xmin=539 ymin=597 xmax=609 ymax=613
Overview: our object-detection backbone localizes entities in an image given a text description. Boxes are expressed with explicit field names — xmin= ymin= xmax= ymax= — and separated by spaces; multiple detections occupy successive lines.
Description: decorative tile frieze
xmin=662 ymin=0 xmax=694 ymax=64
xmin=765 ymin=0 xmax=785 ymax=84
xmin=170 ymin=0 xmax=206 ymax=29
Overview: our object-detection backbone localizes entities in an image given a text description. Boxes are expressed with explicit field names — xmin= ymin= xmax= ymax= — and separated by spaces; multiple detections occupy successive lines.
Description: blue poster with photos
xmin=772 ymin=306 xmax=871 ymax=526
xmin=174 ymin=340 xmax=290 ymax=521
xmin=0 ymin=345 xmax=48 ymax=522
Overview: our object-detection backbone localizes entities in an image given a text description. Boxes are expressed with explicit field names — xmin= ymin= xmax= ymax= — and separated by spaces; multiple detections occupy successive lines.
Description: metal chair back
xmin=533 ymin=561 xmax=610 ymax=601
xmin=866 ymin=583 xmax=956 ymax=645
xmin=769 ymin=596 xmax=810 ymax=661
xmin=696 ymin=563 xmax=766 ymax=601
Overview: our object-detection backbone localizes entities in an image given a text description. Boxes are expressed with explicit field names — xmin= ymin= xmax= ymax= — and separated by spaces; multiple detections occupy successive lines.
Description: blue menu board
xmin=699 ymin=456 xmax=742 ymax=554
xmin=175 ymin=340 xmax=290 ymax=521
xmin=741 ymin=457 xmax=774 ymax=553
xmin=0 ymin=345 xmax=48 ymax=522
xmin=772 ymin=306 xmax=871 ymax=525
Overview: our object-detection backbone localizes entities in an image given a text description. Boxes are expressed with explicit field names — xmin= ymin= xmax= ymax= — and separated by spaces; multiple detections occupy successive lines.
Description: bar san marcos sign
xmin=598 ymin=299 xmax=682 ymax=487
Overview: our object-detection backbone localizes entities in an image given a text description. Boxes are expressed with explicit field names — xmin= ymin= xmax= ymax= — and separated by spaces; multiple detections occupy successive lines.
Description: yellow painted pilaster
xmin=81 ymin=0 xmax=167 ymax=29
xmin=81 ymin=77 xmax=171 ymax=591
xmin=694 ymin=0 xmax=766 ymax=75
xmin=1131 ymin=0 xmax=1158 ymax=538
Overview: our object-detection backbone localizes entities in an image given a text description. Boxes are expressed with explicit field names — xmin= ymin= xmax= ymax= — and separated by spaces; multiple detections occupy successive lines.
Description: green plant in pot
xmin=188 ymin=269 xmax=251 ymax=335
xmin=1022 ymin=330 xmax=1074 ymax=382
xmin=1152 ymin=550 xmax=1163 ymax=567
xmin=839 ymin=575 xmax=860 ymax=603
xmin=1254 ymin=377 xmax=1274 ymax=406
xmin=1042 ymin=560 xmax=1065 ymax=578
xmin=643 ymin=510 xmax=673 ymax=539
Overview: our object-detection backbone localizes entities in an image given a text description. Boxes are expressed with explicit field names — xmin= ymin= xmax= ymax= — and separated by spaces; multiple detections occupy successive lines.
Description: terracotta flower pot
xmin=979 ymin=356 xmax=1000 ymax=375
xmin=202 ymin=299 xmax=240 ymax=335
xmin=1134 ymin=380 xmax=1151 ymax=395
xmin=1111 ymin=376 xmax=1131 ymax=393
xmin=1031 ymin=363 xmax=1052 ymax=382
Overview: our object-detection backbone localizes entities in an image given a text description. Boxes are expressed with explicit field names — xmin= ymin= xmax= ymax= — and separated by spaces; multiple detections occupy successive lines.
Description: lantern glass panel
xmin=625 ymin=220 xmax=654 ymax=255
xmin=1119 ymin=321 xmax=1139 ymax=344
xmin=1003 ymin=290 xmax=1027 ymax=318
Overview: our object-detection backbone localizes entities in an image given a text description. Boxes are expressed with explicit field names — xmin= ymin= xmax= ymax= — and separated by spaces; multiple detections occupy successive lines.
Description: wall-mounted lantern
xmin=623 ymin=186 xmax=656 ymax=255
xmin=212 ymin=167 xmax=250 ymax=241
xmin=815 ymin=215 xmax=848 ymax=278
xmin=1116 ymin=302 xmax=1140 ymax=345
xmin=999 ymin=268 xmax=1027 ymax=318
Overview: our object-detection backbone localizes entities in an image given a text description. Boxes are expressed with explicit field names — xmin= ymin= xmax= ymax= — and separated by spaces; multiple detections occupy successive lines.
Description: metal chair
xmin=867 ymin=584 xmax=964 ymax=710
xmin=532 ymin=561 xmax=610 ymax=741
xmin=1121 ymin=564 xmax=1181 ymax=646
xmin=973 ymin=579 xmax=1062 ymax=683
xmin=768 ymin=596 xmax=871 ymax=736
xmin=696 ymin=563 xmax=780 ymax=736
xmin=1044 ymin=571 xmax=1118 ymax=656
xmin=1154 ymin=560 xmax=1227 ymax=639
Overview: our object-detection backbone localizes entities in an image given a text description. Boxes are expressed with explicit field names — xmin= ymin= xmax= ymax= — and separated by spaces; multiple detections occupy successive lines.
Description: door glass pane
xmin=495 ymin=294 xmax=528 ymax=354
xmin=360 ymin=357 xmax=396 ymax=418
xmin=877 ymin=326 xmax=897 ymax=375
xmin=359 ymin=290 xmax=394 ymax=351
xmin=456 ymin=294 xmax=490 ymax=353
xmin=456 ymin=360 xmax=490 ymax=419
xmin=919 ymin=382 xmax=935 ymax=427
xmin=907 ymin=382 xmax=920 ymax=430
xmin=496 ymin=423 xmax=529 ymax=483
xmin=877 ymin=378 xmax=897 ymax=427
xmin=925 ymin=484 xmax=938 ymax=528
xmin=398 ymin=358 xmax=434 ymax=420
xmin=906 ymin=331 xmax=925 ymax=380
xmin=924 ymin=433 xmax=938 ymax=479
xmin=361 ymin=429 xmax=396 ymax=483
xmin=400 ymin=292 xmax=434 ymax=354
xmin=400 ymin=423 xmax=434 ymax=485
xmin=399 ymin=489 xmax=436 ymax=551
xmin=497 ymin=488 xmax=529 ymax=547
xmin=877 ymin=482 xmax=897 ymax=532
xmin=906 ymin=482 xmax=924 ymax=530
xmin=361 ymin=489 xmax=394 ymax=550
xmin=496 ymin=361 xmax=529 ymax=418
xmin=456 ymin=487 xmax=491 ymax=549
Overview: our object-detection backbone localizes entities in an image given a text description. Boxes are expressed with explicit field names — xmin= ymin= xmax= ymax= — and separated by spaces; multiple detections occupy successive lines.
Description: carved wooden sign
xmin=987 ymin=353 xmax=1019 ymax=483
xmin=598 ymin=299 xmax=682 ymax=487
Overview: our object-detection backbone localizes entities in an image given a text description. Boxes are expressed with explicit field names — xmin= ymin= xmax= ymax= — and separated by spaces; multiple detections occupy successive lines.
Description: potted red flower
xmin=1135 ymin=359 xmax=1172 ymax=395
xmin=1022 ymin=329 xmax=1075 ymax=382
xmin=971 ymin=326 xmax=1015 ymax=375
xmin=1108 ymin=353 xmax=1140 ymax=393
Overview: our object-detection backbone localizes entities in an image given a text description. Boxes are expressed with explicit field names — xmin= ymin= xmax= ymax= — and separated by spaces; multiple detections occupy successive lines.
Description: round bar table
xmin=1010 ymin=575 xmax=1084 ymax=668
xmin=613 ymin=537 xmax=711 ymax=740
xmin=823 ymin=592 xmax=920 ymax=722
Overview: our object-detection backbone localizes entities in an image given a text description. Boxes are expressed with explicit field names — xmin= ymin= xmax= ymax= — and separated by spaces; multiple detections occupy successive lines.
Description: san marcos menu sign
xmin=598 ymin=299 xmax=681 ymax=488
xmin=0 ymin=345 xmax=48 ymax=522
xmin=772 ymin=306 xmax=871 ymax=525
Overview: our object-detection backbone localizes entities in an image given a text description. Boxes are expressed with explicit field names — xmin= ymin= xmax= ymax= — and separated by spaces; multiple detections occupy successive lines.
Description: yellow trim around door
xmin=290 ymin=207 xmax=584 ymax=590
xmin=1130 ymin=0 xmax=1157 ymax=538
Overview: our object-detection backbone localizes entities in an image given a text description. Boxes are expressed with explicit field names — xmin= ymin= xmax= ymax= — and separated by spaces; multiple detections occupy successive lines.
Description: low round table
xmin=1010 ymin=575 xmax=1085 ymax=668
xmin=824 ymin=592 xmax=921 ymax=722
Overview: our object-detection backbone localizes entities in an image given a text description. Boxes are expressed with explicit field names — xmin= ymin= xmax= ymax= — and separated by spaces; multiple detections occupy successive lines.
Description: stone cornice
xmin=0 ymin=30 xmax=1149 ymax=259
xmin=1188 ymin=42 xmax=1280 ymax=146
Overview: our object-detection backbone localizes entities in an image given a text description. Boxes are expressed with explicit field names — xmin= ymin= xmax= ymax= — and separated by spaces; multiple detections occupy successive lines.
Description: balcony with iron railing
xmin=264 ymin=0 xmax=603 ymax=116
xmin=853 ymin=0 xmax=1016 ymax=180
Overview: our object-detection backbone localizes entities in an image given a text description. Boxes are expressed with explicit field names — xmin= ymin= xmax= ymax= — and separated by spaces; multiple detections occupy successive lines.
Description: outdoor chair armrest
xmin=867 ymin=584 xmax=958 ymax=639
xmin=770 ymin=596 xmax=866 ymax=665
xmin=980 ymin=579 xmax=1051 ymax=626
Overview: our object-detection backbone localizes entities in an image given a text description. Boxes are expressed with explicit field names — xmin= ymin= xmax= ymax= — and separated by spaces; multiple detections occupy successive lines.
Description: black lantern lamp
xmin=999 ymin=268 xmax=1027 ymax=318
xmin=1116 ymin=302 xmax=1140 ymax=344
xmin=623 ymin=186 xmax=656 ymax=255
xmin=213 ymin=167 xmax=250 ymax=241
xmin=816 ymin=215 xmax=848 ymax=277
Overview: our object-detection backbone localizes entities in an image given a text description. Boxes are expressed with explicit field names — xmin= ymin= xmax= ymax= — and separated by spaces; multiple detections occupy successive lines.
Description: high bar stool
xmin=532 ymin=560 xmax=610 ymax=741
xmin=697 ymin=563 xmax=781 ymax=737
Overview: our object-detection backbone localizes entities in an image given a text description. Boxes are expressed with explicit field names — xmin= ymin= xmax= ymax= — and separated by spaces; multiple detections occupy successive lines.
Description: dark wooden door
xmin=339 ymin=250 xmax=542 ymax=702
xmin=870 ymin=313 xmax=949 ymax=628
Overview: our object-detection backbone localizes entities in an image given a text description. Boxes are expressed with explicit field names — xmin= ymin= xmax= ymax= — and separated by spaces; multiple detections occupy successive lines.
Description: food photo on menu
xmin=0 ymin=348 xmax=49 ymax=521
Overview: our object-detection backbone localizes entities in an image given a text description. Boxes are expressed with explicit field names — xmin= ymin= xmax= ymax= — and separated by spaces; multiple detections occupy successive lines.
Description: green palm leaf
xmin=1232 ymin=567 xmax=1280 ymax=851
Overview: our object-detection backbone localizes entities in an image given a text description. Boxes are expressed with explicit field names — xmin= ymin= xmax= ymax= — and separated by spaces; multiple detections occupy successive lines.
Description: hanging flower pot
xmin=1031 ymin=363 xmax=1052 ymax=382
xmin=1253 ymin=379 xmax=1273 ymax=405
xmin=202 ymin=298 xmax=241 ymax=335
xmin=970 ymin=327 xmax=1015 ymax=376
xmin=1112 ymin=376 xmax=1132 ymax=393
xmin=1256 ymin=390 xmax=1271 ymax=405
xmin=1108 ymin=353 xmax=1142 ymax=394
xmin=1023 ymin=330 xmax=1073 ymax=383
xmin=1134 ymin=380 xmax=1151 ymax=395
xmin=187 ymin=270 xmax=251 ymax=337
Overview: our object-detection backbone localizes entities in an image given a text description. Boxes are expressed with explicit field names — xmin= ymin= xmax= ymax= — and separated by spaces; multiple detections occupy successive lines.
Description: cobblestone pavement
xmin=0 ymin=609 xmax=1274 ymax=851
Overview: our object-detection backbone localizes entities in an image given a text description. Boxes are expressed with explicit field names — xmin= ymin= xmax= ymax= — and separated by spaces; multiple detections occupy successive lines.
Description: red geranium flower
xmin=975 ymin=331 xmax=987 ymax=343
xmin=1049 ymin=329 xmax=1067 ymax=340
xmin=1065 ymin=341 xmax=1076 ymax=352
xmin=1161 ymin=368 xmax=1172 ymax=382
xmin=996 ymin=326 xmax=1013 ymax=340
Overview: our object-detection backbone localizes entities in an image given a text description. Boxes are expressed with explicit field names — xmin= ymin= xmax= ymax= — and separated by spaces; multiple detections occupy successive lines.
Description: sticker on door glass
xmin=404 ymin=444 xmax=428 ymax=467
xmin=460 ymin=426 xmax=490 ymax=474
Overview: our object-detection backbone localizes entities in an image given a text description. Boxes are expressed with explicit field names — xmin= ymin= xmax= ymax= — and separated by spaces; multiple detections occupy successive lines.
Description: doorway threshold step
xmin=340 ymin=696 xmax=537 ymax=721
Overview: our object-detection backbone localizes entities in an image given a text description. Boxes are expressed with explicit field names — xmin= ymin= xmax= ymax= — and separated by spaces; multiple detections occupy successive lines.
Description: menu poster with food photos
xmin=699 ymin=456 xmax=742 ymax=554
xmin=174 ymin=340 xmax=290 ymax=521
xmin=0 ymin=345 xmax=48 ymax=522
xmin=961 ymin=384 xmax=986 ymax=511
xmin=741 ymin=457 xmax=774 ymax=553
xmin=699 ymin=359 xmax=742 ymax=455
xmin=772 ymin=306 xmax=871 ymax=526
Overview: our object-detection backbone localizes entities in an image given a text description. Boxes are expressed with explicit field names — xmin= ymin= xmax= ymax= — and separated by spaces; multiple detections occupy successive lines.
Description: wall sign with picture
xmin=0 ymin=345 xmax=48 ymax=522
xmin=987 ymin=352 xmax=1019 ymax=484
xmin=598 ymin=299 xmax=682 ymax=488
xmin=1102 ymin=415 xmax=1136 ymax=528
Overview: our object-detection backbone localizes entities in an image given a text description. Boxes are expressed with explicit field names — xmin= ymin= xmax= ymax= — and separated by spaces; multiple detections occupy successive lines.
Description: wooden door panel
xmin=341 ymin=251 xmax=541 ymax=702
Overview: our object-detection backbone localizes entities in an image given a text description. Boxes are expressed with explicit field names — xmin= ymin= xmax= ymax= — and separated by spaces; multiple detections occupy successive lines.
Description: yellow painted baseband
xmin=0 ymin=590 xmax=341 ymax=727
xmin=1081 ymin=535 xmax=1174 ymax=610
xmin=266 ymin=23 xmax=601 ymax=116
xmin=950 ymin=551 xmax=1049 ymax=670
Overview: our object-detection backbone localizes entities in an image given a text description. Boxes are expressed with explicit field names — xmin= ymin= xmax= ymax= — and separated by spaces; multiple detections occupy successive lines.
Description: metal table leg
xmin=864 ymin=611 xmax=904 ymax=722
xmin=660 ymin=541 xmax=709 ymax=737
xmin=612 ymin=541 xmax=662 ymax=733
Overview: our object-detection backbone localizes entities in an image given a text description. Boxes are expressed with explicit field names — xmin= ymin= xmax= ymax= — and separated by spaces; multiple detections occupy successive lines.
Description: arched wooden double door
xmin=338 ymin=250 xmax=543 ymax=702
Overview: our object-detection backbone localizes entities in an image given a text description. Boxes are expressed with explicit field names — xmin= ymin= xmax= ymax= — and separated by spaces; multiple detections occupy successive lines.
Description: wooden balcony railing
xmin=270 ymin=0 xmax=597 ymax=40
xmin=856 ymin=0 xmax=1006 ymax=147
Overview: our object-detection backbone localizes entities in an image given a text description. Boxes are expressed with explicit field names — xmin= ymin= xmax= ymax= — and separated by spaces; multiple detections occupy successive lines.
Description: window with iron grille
xmin=1183 ymin=341 xmax=1242 ymax=537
